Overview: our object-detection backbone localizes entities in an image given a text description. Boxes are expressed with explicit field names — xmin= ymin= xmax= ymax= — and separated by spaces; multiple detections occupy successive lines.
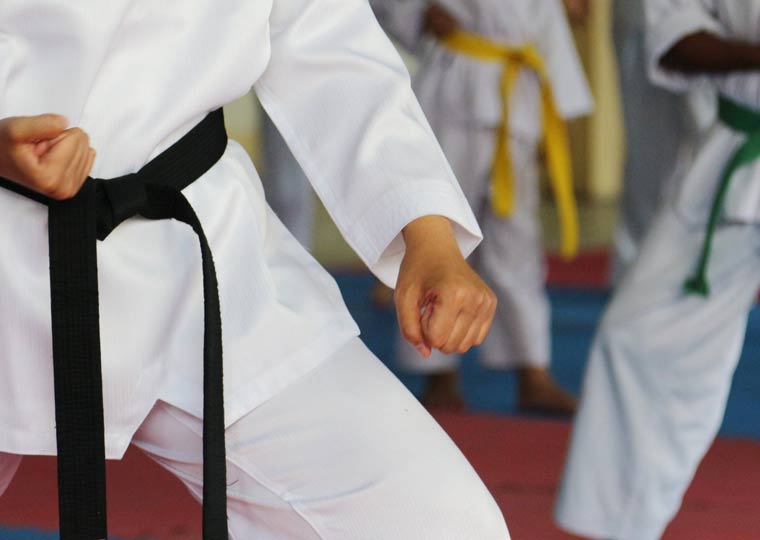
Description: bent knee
xmin=387 ymin=461 xmax=510 ymax=540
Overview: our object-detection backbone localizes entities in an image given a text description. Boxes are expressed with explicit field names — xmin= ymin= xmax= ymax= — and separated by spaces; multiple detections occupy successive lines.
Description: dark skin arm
xmin=661 ymin=30 xmax=760 ymax=74
xmin=563 ymin=0 xmax=589 ymax=26
xmin=423 ymin=3 xmax=459 ymax=39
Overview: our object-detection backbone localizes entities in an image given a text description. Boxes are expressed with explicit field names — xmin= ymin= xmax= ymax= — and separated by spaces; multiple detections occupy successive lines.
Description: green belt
xmin=684 ymin=97 xmax=760 ymax=296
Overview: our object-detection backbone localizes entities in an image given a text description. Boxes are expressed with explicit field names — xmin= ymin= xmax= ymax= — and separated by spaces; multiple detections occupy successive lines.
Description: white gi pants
xmin=397 ymin=122 xmax=550 ymax=372
xmin=0 ymin=338 xmax=509 ymax=539
xmin=555 ymin=207 xmax=760 ymax=540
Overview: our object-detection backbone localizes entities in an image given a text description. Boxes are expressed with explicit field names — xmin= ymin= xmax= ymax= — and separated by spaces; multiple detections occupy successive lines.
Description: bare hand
xmin=0 ymin=114 xmax=96 ymax=200
xmin=424 ymin=4 xmax=459 ymax=40
xmin=396 ymin=216 xmax=497 ymax=357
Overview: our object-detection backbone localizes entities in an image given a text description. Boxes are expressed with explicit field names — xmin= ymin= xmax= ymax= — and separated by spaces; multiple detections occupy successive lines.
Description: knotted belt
xmin=441 ymin=30 xmax=580 ymax=258
xmin=684 ymin=97 xmax=760 ymax=296
xmin=0 ymin=109 xmax=229 ymax=539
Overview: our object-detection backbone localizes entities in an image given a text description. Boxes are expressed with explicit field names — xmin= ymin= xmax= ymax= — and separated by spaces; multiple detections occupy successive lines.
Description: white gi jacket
xmin=646 ymin=0 xmax=760 ymax=225
xmin=372 ymin=0 xmax=593 ymax=143
xmin=0 ymin=0 xmax=481 ymax=458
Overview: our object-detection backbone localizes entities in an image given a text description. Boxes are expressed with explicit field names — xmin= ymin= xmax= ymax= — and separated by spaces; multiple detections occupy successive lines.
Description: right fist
xmin=424 ymin=4 xmax=459 ymax=40
xmin=0 ymin=114 xmax=96 ymax=200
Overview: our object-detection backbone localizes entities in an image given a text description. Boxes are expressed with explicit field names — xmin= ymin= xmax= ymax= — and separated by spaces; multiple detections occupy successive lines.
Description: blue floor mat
xmin=335 ymin=273 xmax=760 ymax=440
xmin=0 ymin=528 xmax=58 ymax=540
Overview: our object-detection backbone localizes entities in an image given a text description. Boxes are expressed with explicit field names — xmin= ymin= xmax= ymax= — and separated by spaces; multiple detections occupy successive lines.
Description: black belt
xmin=0 ymin=110 xmax=229 ymax=539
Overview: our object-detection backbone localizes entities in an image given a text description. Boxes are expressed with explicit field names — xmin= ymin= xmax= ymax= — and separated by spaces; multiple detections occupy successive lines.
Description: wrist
xmin=402 ymin=215 xmax=461 ymax=258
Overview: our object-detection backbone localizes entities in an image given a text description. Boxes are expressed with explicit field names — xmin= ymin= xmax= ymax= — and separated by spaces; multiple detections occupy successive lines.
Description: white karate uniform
xmin=555 ymin=2 xmax=760 ymax=539
xmin=610 ymin=0 xmax=708 ymax=283
xmin=0 ymin=2 xmax=512 ymax=537
xmin=260 ymin=110 xmax=315 ymax=250
xmin=372 ymin=0 xmax=592 ymax=371
xmin=0 ymin=339 xmax=510 ymax=538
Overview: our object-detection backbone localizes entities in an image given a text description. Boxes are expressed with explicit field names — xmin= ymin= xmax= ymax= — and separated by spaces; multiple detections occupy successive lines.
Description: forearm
xmin=661 ymin=31 xmax=760 ymax=74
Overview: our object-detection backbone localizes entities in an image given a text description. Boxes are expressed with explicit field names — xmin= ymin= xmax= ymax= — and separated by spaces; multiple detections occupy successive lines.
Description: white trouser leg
xmin=133 ymin=338 xmax=510 ymax=539
xmin=260 ymin=110 xmax=315 ymax=250
xmin=555 ymin=208 xmax=760 ymax=540
xmin=475 ymin=139 xmax=549 ymax=370
xmin=0 ymin=452 xmax=21 ymax=497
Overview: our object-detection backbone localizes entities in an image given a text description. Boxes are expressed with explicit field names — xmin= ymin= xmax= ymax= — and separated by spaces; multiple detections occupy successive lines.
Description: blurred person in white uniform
xmin=610 ymin=0 xmax=712 ymax=283
xmin=372 ymin=0 xmax=593 ymax=414
xmin=556 ymin=1 xmax=760 ymax=538
xmin=0 ymin=1 xmax=511 ymax=538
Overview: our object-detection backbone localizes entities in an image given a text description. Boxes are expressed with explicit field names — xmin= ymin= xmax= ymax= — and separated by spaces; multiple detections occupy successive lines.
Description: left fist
xmin=395 ymin=216 xmax=497 ymax=357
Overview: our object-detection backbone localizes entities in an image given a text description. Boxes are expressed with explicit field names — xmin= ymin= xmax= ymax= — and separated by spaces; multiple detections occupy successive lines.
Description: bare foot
xmin=422 ymin=371 xmax=465 ymax=412
xmin=517 ymin=367 xmax=577 ymax=417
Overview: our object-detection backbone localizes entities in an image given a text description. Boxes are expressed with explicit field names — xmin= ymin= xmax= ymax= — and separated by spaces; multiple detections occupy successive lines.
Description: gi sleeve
xmin=644 ymin=0 xmax=724 ymax=92
xmin=645 ymin=0 xmax=760 ymax=110
xmin=255 ymin=0 xmax=481 ymax=287
xmin=537 ymin=0 xmax=594 ymax=120
xmin=369 ymin=0 xmax=429 ymax=53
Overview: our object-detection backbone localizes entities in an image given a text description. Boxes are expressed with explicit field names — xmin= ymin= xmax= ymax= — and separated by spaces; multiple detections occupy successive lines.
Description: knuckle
xmin=47 ymin=177 xmax=78 ymax=200
xmin=53 ymin=186 xmax=74 ymax=200
xmin=400 ymin=326 xmax=419 ymax=343
xmin=36 ymin=173 xmax=58 ymax=195
xmin=431 ymin=336 xmax=447 ymax=350
xmin=453 ymin=288 xmax=467 ymax=302
xmin=477 ymin=290 xmax=489 ymax=306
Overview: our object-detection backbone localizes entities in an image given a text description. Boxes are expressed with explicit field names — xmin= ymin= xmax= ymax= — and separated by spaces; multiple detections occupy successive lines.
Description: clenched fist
xmin=396 ymin=216 xmax=497 ymax=357
xmin=0 ymin=114 xmax=96 ymax=200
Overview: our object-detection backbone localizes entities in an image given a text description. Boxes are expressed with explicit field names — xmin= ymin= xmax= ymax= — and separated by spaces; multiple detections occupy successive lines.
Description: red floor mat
xmin=2 ymin=414 xmax=758 ymax=539
xmin=546 ymin=249 xmax=610 ymax=288
xmin=437 ymin=413 xmax=760 ymax=540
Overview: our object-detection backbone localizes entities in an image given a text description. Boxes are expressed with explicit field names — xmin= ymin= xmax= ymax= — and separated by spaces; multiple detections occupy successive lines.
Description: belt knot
xmin=96 ymin=173 xmax=148 ymax=240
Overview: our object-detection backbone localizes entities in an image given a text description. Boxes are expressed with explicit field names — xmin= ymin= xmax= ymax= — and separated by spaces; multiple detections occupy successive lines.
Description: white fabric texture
xmin=644 ymin=0 xmax=760 ymax=224
xmin=0 ymin=339 xmax=511 ymax=540
xmin=555 ymin=208 xmax=760 ymax=540
xmin=372 ymin=0 xmax=593 ymax=140
xmin=557 ymin=2 xmax=760 ymax=537
xmin=260 ymin=109 xmax=315 ymax=250
xmin=610 ymin=0 xmax=706 ymax=282
xmin=397 ymin=125 xmax=550 ymax=371
xmin=0 ymin=0 xmax=482 ymax=458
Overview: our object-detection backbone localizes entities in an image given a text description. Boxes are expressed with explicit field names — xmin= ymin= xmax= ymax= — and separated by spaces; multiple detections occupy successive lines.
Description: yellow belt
xmin=441 ymin=30 xmax=579 ymax=259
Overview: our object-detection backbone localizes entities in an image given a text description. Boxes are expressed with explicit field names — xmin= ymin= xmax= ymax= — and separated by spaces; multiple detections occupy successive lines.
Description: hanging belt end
xmin=491 ymin=197 xmax=514 ymax=219
xmin=558 ymin=236 xmax=578 ymax=261
xmin=683 ymin=275 xmax=710 ymax=297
